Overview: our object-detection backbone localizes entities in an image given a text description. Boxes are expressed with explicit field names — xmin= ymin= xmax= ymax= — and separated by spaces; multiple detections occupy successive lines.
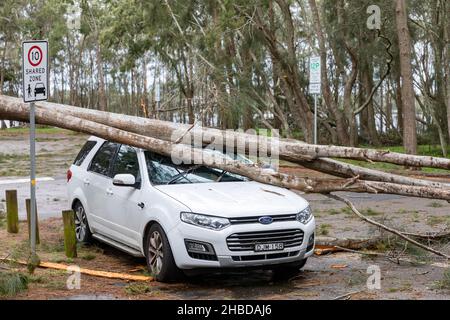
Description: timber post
xmin=6 ymin=190 xmax=19 ymax=233
xmin=62 ymin=210 xmax=77 ymax=258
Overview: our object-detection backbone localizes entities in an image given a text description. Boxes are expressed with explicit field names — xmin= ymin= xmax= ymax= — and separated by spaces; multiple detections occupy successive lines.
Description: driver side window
xmin=112 ymin=145 xmax=140 ymax=180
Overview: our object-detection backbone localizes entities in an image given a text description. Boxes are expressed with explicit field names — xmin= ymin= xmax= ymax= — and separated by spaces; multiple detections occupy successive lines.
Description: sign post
xmin=309 ymin=56 xmax=321 ymax=145
xmin=22 ymin=40 xmax=48 ymax=259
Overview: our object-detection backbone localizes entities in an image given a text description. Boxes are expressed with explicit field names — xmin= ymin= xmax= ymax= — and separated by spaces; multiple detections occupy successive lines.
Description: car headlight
xmin=297 ymin=206 xmax=313 ymax=224
xmin=180 ymin=212 xmax=231 ymax=231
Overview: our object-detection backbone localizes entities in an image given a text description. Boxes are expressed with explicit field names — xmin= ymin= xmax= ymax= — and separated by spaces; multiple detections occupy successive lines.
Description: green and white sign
xmin=309 ymin=56 xmax=321 ymax=94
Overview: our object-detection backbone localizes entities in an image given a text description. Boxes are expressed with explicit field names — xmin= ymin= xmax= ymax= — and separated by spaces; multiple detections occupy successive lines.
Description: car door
xmin=105 ymin=145 xmax=144 ymax=249
xmin=85 ymin=141 xmax=120 ymax=235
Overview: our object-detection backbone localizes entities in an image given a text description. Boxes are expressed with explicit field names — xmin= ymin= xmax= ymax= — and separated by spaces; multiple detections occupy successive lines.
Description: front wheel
xmin=271 ymin=258 xmax=308 ymax=281
xmin=145 ymin=224 xmax=183 ymax=282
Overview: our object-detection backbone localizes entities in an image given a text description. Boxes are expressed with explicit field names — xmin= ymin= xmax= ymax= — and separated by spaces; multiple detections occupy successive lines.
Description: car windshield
xmin=144 ymin=151 xmax=250 ymax=185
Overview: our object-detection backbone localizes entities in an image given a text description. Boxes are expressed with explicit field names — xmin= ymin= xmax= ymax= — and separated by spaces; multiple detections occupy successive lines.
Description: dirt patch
xmin=0 ymin=218 xmax=449 ymax=300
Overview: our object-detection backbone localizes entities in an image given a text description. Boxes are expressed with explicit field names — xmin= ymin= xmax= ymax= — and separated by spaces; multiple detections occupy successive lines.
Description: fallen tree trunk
xmin=1 ymin=95 xmax=450 ymax=170
xmin=1 ymin=95 xmax=449 ymax=191
xmin=2 ymin=98 xmax=450 ymax=200
xmin=315 ymin=236 xmax=383 ymax=250
xmin=302 ymin=158 xmax=448 ymax=189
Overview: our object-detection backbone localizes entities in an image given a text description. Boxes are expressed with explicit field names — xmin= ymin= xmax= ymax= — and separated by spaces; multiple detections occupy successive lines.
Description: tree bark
xmin=1 ymin=96 xmax=450 ymax=201
xmin=309 ymin=0 xmax=349 ymax=145
xmin=395 ymin=0 xmax=417 ymax=155
xmin=300 ymin=158 xmax=448 ymax=189
xmin=2 ymin=95 xmax=450 ymax=170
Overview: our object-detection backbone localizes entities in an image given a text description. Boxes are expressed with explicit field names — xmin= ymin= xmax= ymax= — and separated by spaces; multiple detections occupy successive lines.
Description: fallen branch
xmin=328 ymin=194 xmax=450 ymax=260
xmin=315 ymin=236 xmax=383 ymax=251
xmin=333 ymin=290 xmax=365 ymax=301
xmin=3 ymin=258 xmax=153 ymax=282
xmin=400 ymin=231 xmax=450 ymax=241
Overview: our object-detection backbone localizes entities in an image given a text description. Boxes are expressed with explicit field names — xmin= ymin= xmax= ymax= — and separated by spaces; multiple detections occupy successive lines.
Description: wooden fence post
xmin=62 ymin=210 xmax=77 ymax=258
xmin=26 ymin=198 xmax=40 ymax=244
xmin=6 ymin=190 xmax=19 ymax=234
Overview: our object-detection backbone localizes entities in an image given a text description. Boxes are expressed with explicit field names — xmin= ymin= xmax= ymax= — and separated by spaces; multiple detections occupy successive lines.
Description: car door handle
xmin=138 ymin=202 xmax=145 ymax=209
xmin=106 ymin=188 xmax=114 ymax=196
xmin=83 ymin=178 xmax=90 ymax=186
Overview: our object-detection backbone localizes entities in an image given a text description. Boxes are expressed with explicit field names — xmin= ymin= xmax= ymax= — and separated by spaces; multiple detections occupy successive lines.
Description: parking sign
xmin=22 ymin=40 xmax=49 ymax=103
xmin=309 ymin=56 xmax=321 ymax=94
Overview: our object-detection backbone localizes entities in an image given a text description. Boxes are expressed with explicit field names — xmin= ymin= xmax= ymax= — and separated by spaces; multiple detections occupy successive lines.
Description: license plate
xmin=254 ymin=243 xmax=284 ymax=252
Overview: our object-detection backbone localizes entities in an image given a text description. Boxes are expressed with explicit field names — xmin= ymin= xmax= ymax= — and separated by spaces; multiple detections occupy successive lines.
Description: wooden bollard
xmin=25 ymin=199 xmax=40 ymax=244
xmin=6 ymin=190 xmax=19 ymax=233
xmin=62 ymin=210 xmax=77 ymax=258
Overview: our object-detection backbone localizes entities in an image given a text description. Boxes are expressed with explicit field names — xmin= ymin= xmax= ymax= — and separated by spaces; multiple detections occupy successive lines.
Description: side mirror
xmin=113 ymin=174 xmax=137 ymax=188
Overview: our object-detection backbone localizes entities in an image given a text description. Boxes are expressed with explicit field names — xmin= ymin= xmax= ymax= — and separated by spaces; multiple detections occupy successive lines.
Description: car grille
xmin=227 ymin=229 xmax=304 ymax=252
xmin=229 ymin=214 xmax=297 ymax=225
xmin=232 ymin=251 xmax=300 ymax=262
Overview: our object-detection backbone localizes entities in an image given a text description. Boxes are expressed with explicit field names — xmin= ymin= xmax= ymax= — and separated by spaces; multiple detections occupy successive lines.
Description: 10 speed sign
xmin=22 ymin=40 xmax=49 ymax=103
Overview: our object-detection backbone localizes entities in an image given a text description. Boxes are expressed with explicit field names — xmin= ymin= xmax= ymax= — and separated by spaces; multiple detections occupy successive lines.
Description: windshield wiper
xmin=216 ymin=170 xmax=228 ymax=182
xmin=166 ymin=165 xmax=202 ymax=185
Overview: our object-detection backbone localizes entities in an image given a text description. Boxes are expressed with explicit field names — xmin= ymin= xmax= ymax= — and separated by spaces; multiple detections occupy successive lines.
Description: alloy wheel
xmin=75 ymin=205 xmax=87 ymax=241
xmin=148 ymin=231 xmax=164 ymax=275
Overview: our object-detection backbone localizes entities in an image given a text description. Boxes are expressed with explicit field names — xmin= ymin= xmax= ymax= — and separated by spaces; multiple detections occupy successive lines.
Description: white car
xmin=67 ymin=137 xmax=316 ymax=282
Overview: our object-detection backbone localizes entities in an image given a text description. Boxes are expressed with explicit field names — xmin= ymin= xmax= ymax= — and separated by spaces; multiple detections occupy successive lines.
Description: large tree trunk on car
xmin=0 ymin=96 xmax=448 ymax=171
xmin=1 ymin=96 xmax=450 ymax=201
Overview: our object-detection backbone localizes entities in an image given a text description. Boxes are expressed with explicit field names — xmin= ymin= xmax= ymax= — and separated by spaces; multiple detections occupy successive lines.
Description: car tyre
xmin=271 ymin=258 xmax=308 ymax=281
xmin=73 ymin=201 xmax=93 ymax=244
xmin=145 ymin=224 xmax=183 ymax=282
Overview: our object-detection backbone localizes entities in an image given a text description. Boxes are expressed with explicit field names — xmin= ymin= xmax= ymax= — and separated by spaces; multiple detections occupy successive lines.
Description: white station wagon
xmin=67 ymin=137 xmax=316 ymax=282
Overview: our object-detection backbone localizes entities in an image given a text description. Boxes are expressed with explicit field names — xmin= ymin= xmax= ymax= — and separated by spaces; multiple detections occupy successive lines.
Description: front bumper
xmin=168 ymin=218 xmax=316 ymax=270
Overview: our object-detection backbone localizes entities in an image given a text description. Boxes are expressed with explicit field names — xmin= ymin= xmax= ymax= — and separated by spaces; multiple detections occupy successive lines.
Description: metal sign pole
xmin=314 ymin=94 xmax=318 ymax=145
xmin=30 ymin=102 xmax=37 ymax=255
xmin=23 ymin=40 xmax=47 ymax=262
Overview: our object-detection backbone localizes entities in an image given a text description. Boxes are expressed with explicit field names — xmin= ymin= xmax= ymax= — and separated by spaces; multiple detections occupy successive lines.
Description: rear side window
xmin=88 ymin=142 xmax=120 ymax=177
xmin=73 ymin=141 xmax=97 ymax=166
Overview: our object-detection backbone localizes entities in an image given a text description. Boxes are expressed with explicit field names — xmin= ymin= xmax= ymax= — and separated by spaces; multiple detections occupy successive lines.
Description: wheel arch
xmin=142 ymin=220 xmax=159 ymax=254
xmin=71 ymin=198 xmax=81 ymax=210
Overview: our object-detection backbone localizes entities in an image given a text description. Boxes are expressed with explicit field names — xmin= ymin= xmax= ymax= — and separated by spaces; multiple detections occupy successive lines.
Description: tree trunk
xmin=96 ymin=34 xmax=107 ymax=112
xmin=395 ymin=0 xmax=417 ymax=155
xmin=301 ymin=158 xmax=448 ymax=189
xmin=1 ymin=98 xmax=450 ymax=201
xmin=309 ymin=0 xmax=349 ymax=146
xmin=2 ymin=96 xmax=450 ymax=171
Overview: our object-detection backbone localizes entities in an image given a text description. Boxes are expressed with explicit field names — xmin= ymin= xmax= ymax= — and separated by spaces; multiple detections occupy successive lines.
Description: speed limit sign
xmin=22 ymin=40 xmax=49 ymax=103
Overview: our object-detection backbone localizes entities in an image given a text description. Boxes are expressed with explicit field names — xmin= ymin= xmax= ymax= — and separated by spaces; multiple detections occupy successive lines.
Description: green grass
xmin=326 ymin=208 xmax=341 ymax=216
xmin=0 ymin=272 xmax=29 ymax=297
xmin=434 ymin=269 xmax=450 ymax=290
xmin=81 ymin=253 xmax=97 ymax=261
xmin=0 ymin=126 xmax=72 ymax=135
xmin=361 ymin=208 xmax=383 ymax=217
xmin=428 ymin=202 xmax=444 ymax=208
xmin=318 ymin=224 xmax=332 ymax=236
xmin=125 ymin=283 xmax=152 ymax=295
xmin=427 ymin=216 xmax=450 ymax=227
